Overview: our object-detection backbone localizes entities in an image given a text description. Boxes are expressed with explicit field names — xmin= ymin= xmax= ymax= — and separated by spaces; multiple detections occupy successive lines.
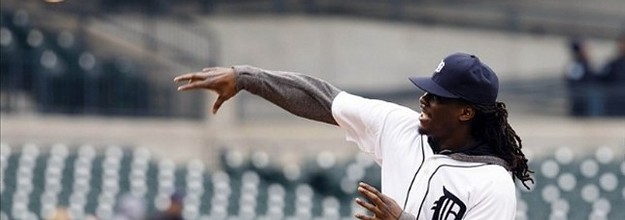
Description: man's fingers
xmin=355 ymin=198 xmax=381 ymax=215
xmin=359 ymin=185 xmax=385 ymax=207
xmin=174 ymin=72 xmax=206 ymax=83
xmin=173 ymin=73 xmax=195 ymax=82
xmin=212 ymin=96 xmax=227 ymax=114
xmin=359 ymin=182 xmax=382 ymax=195
xmin=354 ymin=213 xmax=376 ymax=220
xmin=177 ymin=81 xmax=206 ymax=91
xmin=360 ymin=182 xmax=394 ymax=204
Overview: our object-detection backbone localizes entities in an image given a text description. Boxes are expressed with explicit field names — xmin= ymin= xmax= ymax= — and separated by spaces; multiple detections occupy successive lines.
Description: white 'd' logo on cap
xmin=435 ymin=60 xmax=445 ymax=73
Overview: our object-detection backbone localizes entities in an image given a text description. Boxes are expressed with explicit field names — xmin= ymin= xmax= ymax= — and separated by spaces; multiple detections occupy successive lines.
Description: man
xmin=598 ymin=34 xmax=625 ymax=116
xmin=563 ymin=39 xmax=598 ymax=116
xmin=174 ymin=52 xmax=533 ymax=219
xmin=151 ymin=191 xmax=184 ymax=220
xmin=598 ymin=34 xmax=625 ymax=82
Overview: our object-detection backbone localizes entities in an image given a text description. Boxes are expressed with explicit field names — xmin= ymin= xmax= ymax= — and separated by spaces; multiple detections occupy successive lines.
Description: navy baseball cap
xmin=409 ymin=52 xmax=499 ymax=105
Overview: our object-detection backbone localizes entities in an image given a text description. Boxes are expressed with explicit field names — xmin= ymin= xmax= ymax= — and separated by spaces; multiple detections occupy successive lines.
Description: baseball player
xmin=174 ymin=52 xmax=533 ymax=220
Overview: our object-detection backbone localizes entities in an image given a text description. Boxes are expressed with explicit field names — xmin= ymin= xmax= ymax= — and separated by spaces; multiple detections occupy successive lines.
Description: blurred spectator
xmin=564 ymin=38 xmax=600 ymax=116
xmin=112 ymin=194 xmax=146 ymax=220
xmin=597 ymin=34 xmax=625 ymax=115
xmin=151 ymin=191 xmax=185 ymax=220
xmin=47 ymin=207 xmax=98 ymax=220
xmin=598 ymin=34 xmax=625 ymax=81
xmin=48 ymin=207 xmax=70 ymax=220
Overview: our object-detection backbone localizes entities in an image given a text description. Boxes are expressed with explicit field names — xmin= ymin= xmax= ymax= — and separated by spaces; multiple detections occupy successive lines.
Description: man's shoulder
xmin=332 ymin=92 xmax=420 ymax=121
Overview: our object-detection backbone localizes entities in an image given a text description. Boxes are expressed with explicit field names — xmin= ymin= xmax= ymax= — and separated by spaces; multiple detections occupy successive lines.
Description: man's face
xmin=417 ymin=93 xmax=468 ymax=139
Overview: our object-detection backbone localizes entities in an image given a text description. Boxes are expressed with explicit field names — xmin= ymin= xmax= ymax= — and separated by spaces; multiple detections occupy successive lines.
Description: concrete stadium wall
xmin=93 ymin=14 xmax=618 ymax=91
xmin=196 ymin=15 xmax=617 ymax=91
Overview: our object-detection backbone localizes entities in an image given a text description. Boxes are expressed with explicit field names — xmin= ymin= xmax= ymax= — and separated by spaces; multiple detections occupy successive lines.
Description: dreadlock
xmin=470 ymin=102 xmax=534 ymax=189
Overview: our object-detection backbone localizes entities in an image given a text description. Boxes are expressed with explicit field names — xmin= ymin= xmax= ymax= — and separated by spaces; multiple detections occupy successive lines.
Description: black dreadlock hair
xmin=470 ymin=102 xmax=534 ymax=189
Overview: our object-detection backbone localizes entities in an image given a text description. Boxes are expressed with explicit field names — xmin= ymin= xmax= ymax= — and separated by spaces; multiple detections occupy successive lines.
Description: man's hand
xmin=355 ymin=182 xmax=403 ymax=220
xmin=174 ymin=67 xmax=237 ymax=114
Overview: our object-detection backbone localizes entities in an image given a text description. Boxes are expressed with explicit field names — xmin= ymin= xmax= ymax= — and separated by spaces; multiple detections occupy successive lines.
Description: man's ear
xmin=458 ymin=105 xmax=475 ymax=122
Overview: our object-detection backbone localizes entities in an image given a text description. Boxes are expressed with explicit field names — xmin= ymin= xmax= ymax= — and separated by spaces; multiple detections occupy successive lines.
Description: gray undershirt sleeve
xmin=233 ymin=65 xmax=342 ymax=125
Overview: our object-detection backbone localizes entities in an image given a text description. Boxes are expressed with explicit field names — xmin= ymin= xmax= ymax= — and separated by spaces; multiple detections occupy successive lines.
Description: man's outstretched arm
xmin=174 ymin=65 xmax=341 ymax=125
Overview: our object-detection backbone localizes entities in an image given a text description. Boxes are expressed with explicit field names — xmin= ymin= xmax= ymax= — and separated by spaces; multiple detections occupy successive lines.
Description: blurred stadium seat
xmin=0 ymin=8 xmax=155 ymax=116
xmin=1 ymin=143 xmax=623 ymax=219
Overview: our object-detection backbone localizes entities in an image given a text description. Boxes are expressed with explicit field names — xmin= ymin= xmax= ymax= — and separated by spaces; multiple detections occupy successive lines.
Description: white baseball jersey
xmin=332 ymin=92 xmax=516 ymax=220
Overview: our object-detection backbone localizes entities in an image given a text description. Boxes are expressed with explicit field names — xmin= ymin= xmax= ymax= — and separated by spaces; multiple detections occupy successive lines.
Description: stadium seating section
xmin=1 ymin=9 xmax=151 ymax=116
xmin=0 ymin=142 xmax=623 ymax=220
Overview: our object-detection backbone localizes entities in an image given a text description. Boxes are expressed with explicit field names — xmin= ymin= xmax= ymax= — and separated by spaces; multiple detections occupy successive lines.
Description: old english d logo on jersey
xmin=431 ymin=187 xmax=466 ymax=220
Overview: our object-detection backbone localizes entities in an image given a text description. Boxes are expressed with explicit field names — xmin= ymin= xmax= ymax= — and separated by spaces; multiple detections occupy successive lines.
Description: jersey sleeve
xmin=331 ymin=92 xmax=421 ymax=165
xmin=463 ymin=172 xmax=517 ymax=220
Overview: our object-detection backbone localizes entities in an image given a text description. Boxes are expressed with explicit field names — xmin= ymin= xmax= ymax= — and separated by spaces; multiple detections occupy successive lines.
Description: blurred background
xmin=1 ymin=0 xmax=624 ymax=219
